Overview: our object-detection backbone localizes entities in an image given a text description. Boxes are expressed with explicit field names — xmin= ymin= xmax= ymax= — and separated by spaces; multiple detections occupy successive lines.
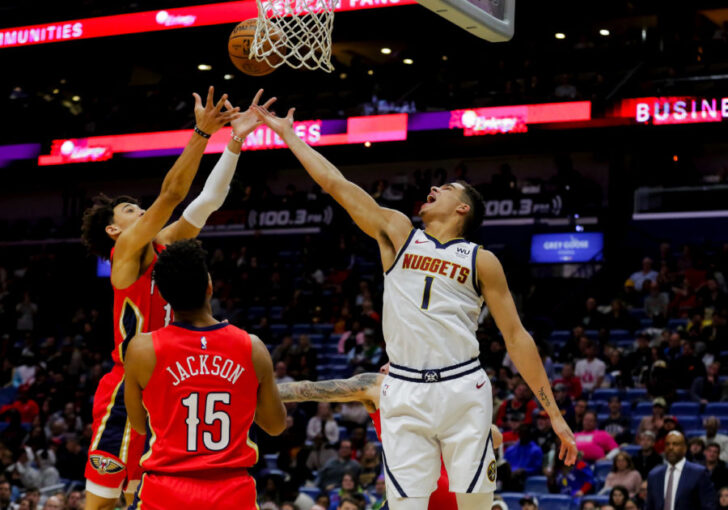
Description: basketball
xmin=228 ymin=18 xmax=284 ymax=77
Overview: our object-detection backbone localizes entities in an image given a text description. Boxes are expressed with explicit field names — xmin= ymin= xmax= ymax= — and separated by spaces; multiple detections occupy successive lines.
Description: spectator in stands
xmin=644 ymin=283 xmax=669 ymax=325
xmin=337 ymin=321 xmax=364 ymax=354
xmin=646 ymin=361 xmax=677 ymax=403
xmin=0 ymin=386 xmax=38 ymax=424
xmin=504 ymin=424 xmax=544 ymax=491
xmin=307 ymin=403 xmax=340 ymax=446
xmin=0 ymin=481 xmax=10 ymax=510
xmin=638 ymin=398 xmax=667 ymax=437
xmin=703 ymin=443 xmax=728 ymax=490
xmin=582 ymin=297 xmax=605 ymax=330
xmin=553 ymin=455 xmax=595 ymax=497
xmin=357 ymin=442 xmax=381 ymax=488
xmin=601 ymin=396 xmax=633 ymax=444
xmin=552 ymin=383 xmax=576 ymax=429
xmin=561 ymin=325 xmax=587 ymax=362
xmin=630 ymin=258 xmax=659 ymax=292
xmin=289 ymin=335 xmax=318 ymax=381
xmin=691 ymin=362 xmax=723 ymax=404
xmin=554 ymin=362 xmax=583 ymax=399
xmin=520 ymin=495 xmax=539 ymax=510
xmin=533 ymin=410 xmax=558 ymax=457
xmin=336 ymin=498 xmax=359 ymax=510
xmin=329 ymin=472 xmax=370 ymax=510
xmin=23 ymin=488 xmax=39 ymax=510
xmin=672 ymin=341 xmax=706 ymax=390
xmin=581 ymin=501 xmax=597 ymax=510
xmin=688 ymin=438 xmax=706 ymax=463
xmin=41 ymin=496 xmax=62 ymax=510
xmin=369 ymin=476 xmax=386 ymax=510
xmin=575 ymin=411 xmax=619 ymax=462
xmin=609 ymin=486 xmax=629 ymax=510
xmin=655 ymin=416 xmax=684 ymax=454
xmin=669 ymin=278 xmax=698 ymax=318
xmin=495 ymin=380 xmax=539 ymax=428
xmin=701 ymin=417 xmax=728 ymax=463
xmin=605 ymin=350 xmax=632 ymax=389
xmin=273 ymin=336 xmax=295 ymax=365
xmin=645 ymin=431 xmax=716 ymax=510
xmin=275 ymin=361 xmax=295 ymax=384
xmin=575 ymin=342 xmax=607 ymax=395
xmin=55 ymin=435 xmax=85 ymax=481
xmin=347 ymin=331 xmax=382 ymax=372
xmin=316 ymin=440 xmax=361 ymax=491
xmin=604 ymin=453 xmax=643 ymax=497
xmin=604 ymin=299 xmax=638 ymax=331
xmin=624 ymin=502 xmax=638 ymax=510
xmin=574 ymin=398 xmax=588 ymax=432
xmin=15 ymin=292 xmax=38 ymax=333
xmin=719 ymin=487 xmax=728 ymax=510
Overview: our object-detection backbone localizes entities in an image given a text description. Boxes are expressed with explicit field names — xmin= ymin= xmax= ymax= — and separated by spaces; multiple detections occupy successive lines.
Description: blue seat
xmin=539 ymin=494 xmax=573 ymax=510
xmin=622 ymin=444 xmax=642 ymax=457
xmin=308 ymin=333 xmax=325 ymax=344
xmin=329 ymin=334 xmax=342 ymax=345
xmin=676 ymin=389 xmax=689 ymax=400
xmin=610 ymin=329 xmax=631 ymax=341
xmin=0 ymin=387 xmax=17 ymax=407
xmin=549 ymin=330 xmax=571 ymax=340
xmin=366 ymin=426 xmax=379 ymax=442
xmin=629 ymin=309 xmax=647 ymax=319
xmin=329 ymin=354 xmax=349 ymax=364
xmin=621 ymin=402 xmax=632 ymax=416
xmin=632 ymin=416 xmax=645 ymax=430
xmin=640 ymin=318 xmax=654 ymax=328
xmin=705 ymin=403 xmax=728 ymax=417
xmin=597 ymin=413 xmax=609 ymax=424
xmin=299 ymin=486 xmax=321 ymax=500
xmin=594 ymin=461 xmax=613 ymax=480
xmin=675 ymin=415 xmax=699 ymax=430
xmin=670 ymin=402 xmax=699 ymax=415
xmin=314 ymin=323 xmax=334 ymax=335
xmin=269 ymin=324 xmax=290 ymax=338
xmin=625 ymin=388 xmax=647 ymax=402
xmin=668 ymin=318 xmax=689 ymax=329
xmin=499 ymin=493 xmax=525 ymax=510
xmin=634 ymin=401 xmax=654 ymax=416
xmin=686 ymin=428 xmax=705 ymax=439
xmin=588 ymin=400 xmax=608 ymax=413
xmin=247 ymin=306 xmax=267 ymax=319
xmin=617 ymin=339 xmax=635 ymax=350
xmin=582 ymin=495 xmax=610 ymax=506
xmin=524 ymin=476 xmax=549 ymax=494
xmin=293 ymin=323 xmax=313 ymax=334
xmin=264 ymin=453 xmax=278 ymax=469
xmin=269 ymin=306 xmax=284 ymax=320
xmin=338 ymin=426 xmax=349 ymax=440
xmin=593 ymin=389 xmax=619 ymax=401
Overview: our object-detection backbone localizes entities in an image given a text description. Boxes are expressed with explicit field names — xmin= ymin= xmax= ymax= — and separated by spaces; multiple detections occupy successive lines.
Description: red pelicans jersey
xmin=140 ymin=322 xmax=259 ymax=475
xmin=369 ymin=410 xmax=457 ymax=510
xmin=110 ymin=243 xmax=171 ymax=366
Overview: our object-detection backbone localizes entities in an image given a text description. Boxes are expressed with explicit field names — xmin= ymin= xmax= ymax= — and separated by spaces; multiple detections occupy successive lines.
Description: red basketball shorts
xmin=85 ymin=365 xmax=145 ymax=498
xmin=129 ymin=471 xmax=257 ymax=509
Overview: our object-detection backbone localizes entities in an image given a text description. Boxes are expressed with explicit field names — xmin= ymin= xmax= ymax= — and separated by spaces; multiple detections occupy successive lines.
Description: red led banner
xmin=0 ymin=0 xmax=417 ymax=49
xmin=615 ymin=96 xmax=728 ymax=125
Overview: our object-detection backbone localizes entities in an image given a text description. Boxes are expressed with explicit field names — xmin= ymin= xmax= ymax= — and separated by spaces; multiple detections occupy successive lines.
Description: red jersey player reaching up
xmin=124 ymin=239 xmax=286 ymax=509
xmin=277 ymin=367 xmax=504 ymax=510
xmin=79 ymin=87 xmax=276 ymax=510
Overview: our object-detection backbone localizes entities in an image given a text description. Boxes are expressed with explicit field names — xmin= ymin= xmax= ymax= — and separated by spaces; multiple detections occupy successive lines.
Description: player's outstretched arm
xmin=123 ymin=333 xmax=157 ymax=435
xmin=477 ymin=249 xmax=578 ymax=465
xmin=278 ymin=373 xmax=383 ymax=413
xmin=251 ymin=335 xmax=287 ymax=436
xmin=157 ymin=89 xmax=277 ymax=244
xmin=112 ymin=87 xmax=241 ymax=288
xmin=251 ymin=105 xmax=412 ymax=267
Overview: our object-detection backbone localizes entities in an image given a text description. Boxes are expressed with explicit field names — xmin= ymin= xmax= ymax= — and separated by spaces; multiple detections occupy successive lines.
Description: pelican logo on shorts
xmin=455 ymin=246 xmax=471 ymax=258
xmin=423 ymin=370 xmax=440 ymax=383
xmin=89 ymin=454 xmax=124 ymax=475
xmin=487 ymin=460 xmax=497 ymax=482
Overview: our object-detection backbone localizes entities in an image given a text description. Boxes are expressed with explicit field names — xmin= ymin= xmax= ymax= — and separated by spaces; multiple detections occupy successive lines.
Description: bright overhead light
xmin=380 ymin=47 xmax=392 ymax=55
xmin=71 ymin=95 xmax=80 ymax=102
xmin=52 ymin=88 xmax=59 ymax=94
xmin=198 ymin=64 xmax=212 ymax=71
xmin=599 ymin=29 xmax=610 ymax=36
xmin=339 ymin=73 xmax=348 ymax=80
xmin=442 ymin=55 xmax=448 ymax=61
xmin=403 ymin=58 xmax=413 ymax=65
xmin=224 ymin=74 xmax=234 ymax=80
xmin=367 ymin=69 xmax=374 ymax=75
xmin=555 ymin=33 xmax=566 ymax=39
xmin=364 ymin=141 xmax=372 ymax=147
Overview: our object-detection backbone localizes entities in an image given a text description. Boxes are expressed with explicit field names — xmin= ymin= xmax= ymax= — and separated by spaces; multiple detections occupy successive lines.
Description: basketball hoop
xmin=251 ymin=0 xmax=336 ymax=73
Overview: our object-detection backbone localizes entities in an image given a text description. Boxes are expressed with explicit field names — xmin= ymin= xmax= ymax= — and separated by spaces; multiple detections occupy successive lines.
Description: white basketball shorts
xmin=379 ymin=358 xmax=496 ymax=498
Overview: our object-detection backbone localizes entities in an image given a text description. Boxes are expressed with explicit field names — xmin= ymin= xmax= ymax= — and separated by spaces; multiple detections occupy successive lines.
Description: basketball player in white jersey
xmin=252 ymin=105 xmax=578 ymax=510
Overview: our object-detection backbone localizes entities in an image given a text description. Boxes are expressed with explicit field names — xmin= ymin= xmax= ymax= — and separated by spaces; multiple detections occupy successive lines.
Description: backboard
xmin=415 ymin=0 xmax=515 ymax=42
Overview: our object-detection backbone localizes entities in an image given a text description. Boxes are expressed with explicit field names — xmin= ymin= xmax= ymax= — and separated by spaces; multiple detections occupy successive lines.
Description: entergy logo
xmin=155 ymin=11 xmax=197 ymax=27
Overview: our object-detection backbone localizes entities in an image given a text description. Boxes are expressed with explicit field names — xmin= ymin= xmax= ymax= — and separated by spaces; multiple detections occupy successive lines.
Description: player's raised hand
xmin=226 ymin=88 xmax=278 ymax=138
xmin=192 ymin=86 xmax=242 ymax=136
xmin=251 ymin=104 xmax=296 ymax=137
xmin=552 ymin=416 xmax=578 ymax=466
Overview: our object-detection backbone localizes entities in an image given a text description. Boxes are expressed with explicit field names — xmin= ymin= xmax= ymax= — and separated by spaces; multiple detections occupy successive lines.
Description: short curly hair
xmin=153 ymin=239 xmax=209 ymax=312
xmin=80 ymin=194 xmax=140 ymax=257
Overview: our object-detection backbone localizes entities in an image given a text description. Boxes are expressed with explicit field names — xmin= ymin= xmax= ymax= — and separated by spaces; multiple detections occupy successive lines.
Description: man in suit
xmin=646 ymin=431 xmax=717 ymax=510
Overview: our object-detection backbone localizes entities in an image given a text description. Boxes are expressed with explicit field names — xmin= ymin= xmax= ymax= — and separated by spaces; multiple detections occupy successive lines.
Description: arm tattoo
xmin=278 ymin=373 xmax=380 ymax=403
xmin=537 ymin=386 xmax=551 ymax=408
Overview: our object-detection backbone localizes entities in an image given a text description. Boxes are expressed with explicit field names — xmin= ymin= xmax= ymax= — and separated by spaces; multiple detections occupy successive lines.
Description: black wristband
xmin=194 ymin=125 xmax=211 ymax=139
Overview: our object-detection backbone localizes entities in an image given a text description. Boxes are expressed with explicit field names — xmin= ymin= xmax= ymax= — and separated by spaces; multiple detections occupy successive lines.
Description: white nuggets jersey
xmin=382 ymin=228 xmax=484 ymax=369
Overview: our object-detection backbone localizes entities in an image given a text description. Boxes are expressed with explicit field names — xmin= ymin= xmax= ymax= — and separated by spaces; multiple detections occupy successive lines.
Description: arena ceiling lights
xmin=0 ymin=0 xmax=417 ymax=49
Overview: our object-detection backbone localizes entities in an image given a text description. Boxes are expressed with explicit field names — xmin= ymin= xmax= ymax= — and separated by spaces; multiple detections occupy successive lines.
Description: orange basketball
xmin=228 ymin=18 xmax=284 ymax=77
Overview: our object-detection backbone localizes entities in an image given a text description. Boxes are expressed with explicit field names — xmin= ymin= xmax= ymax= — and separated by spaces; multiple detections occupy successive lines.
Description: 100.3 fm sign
xmin=206 ymin=204 xmax=335 ymax=231
xmin=482 ymin=193 xmax=564 ymax=219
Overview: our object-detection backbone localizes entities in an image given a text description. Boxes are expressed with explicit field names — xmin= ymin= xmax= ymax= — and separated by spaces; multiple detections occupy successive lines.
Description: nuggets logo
xmin=89 ymin=454 xmax=124 ymax=475
xmin=487 ymin=460 xmax=497 ymax=482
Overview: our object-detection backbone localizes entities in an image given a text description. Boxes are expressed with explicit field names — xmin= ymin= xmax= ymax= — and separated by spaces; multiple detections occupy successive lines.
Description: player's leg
xmin=84 ymin=492 xmax=118 ymax=510
xmin=386 ymin=495 xmax=430 ymax=510
xmin=456 ymin=492 xmax=494 ymax=510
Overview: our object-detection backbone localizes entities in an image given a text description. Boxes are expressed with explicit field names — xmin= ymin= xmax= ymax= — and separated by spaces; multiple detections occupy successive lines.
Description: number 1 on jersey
xmin=421 ymin=276 xmax=434 ymax=310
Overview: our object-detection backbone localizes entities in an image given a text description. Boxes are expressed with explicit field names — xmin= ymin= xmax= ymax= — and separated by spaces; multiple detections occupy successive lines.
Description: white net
xmin=251 ymin=0 xmax=336 ymax=73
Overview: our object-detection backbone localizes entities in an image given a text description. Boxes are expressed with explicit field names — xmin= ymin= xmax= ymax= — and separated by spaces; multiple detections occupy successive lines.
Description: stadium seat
xmin=582 ymin=495 xmax=610 ymax=506
xmin=705 ymin=403 xmax=728 ymax=417
xmin=593 ymin=389 xmax=619 ymax=401
xmin=585 ymin=329 xmax=599 ymax=338
xmin=632 ymin=416 xmax=645 ymax=430
xmin=675 ymin=389 xmax=689 ymax=400
xmin=634 ymin=401 xmax=654 ymax=416
xmin=667 ymin=318 xmax=689 ymax=329
xmin=0 ymin=423 xmax=8 ymax=433
xmin=524 ymin=476 xmax=549 ymax=494
xmin=670 ymin=402 xmax=699 ymax=415
xmin=616 ymin=339 xmax=635 ymax=350
xmin=366 ymin=426 xmax=378 ymax=442
xmin=597 ymin=413 xmax=608 ymax=423
xmin=264 ymin=453 xmax=279 ymax=469
xmin=0 ymin=387 xmax=17 ymax=407
xmin=622 ymin=445 xmax=642 ymax=457
xmin=538 ymin=494 xmax=573 ymax=510
xmin=293 ymin=323 xmax=313 ymax=334
xmin=629 ymin=309 xmax=647 ymax=319
xmin=594 ymin=461 xmax=613 ymax=480
xmin=313 ymin=323 xmax=334 ymax=335
xmin=588 ymin=400 xmax=607 ymax=413
xmin=247 ymin=306 xmax=267 ymax=320
xmin=675 ymin=415 xmax=699 ymax=430
xmin=686 ymin=429 xmax=705 ymax=439
xmin=498 ymin=492 xmax=525 ymax=510
xmin=269 ymin=324 xmax=290 ymax=338
xmin=620 ymin=402 xmax=632 ymax=416
xmin=299 ymin=487 xmax=321 ymax=500
xmin=339 ymin=426 xmax=349 ymax=440
xmin=329 ymin=334 xmax=342 ymax=345
xmin=549 ymin=330 xmax=571 ymax=340
xmin=625 ymin=388 xmax=647 ymax=402
xmin=640 ymin=318 xmax=653 ymax=328
xmin=610 ymin=329 xmax=631 ymax=341
xmin=308 ymin=333 xmax=325 ymax=344
xmin=269 ymin=306 xmax=284 ymax=320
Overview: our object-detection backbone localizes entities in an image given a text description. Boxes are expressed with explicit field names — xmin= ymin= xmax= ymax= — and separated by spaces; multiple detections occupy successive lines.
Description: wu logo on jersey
xmin=455 ymin=246 xmax=471 ymax=258
xmin=201 ymin=336 xmax=207 ymax=350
